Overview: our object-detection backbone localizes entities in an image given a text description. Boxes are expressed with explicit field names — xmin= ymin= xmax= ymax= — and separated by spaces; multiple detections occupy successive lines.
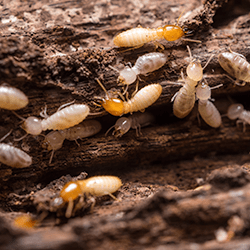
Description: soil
xmin=1 ymin=0 xmax=250 ymax=249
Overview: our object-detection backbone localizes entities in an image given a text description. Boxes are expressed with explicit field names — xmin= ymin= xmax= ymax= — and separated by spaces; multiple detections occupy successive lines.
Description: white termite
xmin=0 ymin=85 xmax=28 ymax=110
xmin=218 ymin=51 xmax=250 ymax=85
xmin=96 ymin=79 xmax=162 ymax=116
xmin=116 ymin=52 xmax=167 ymax=90
xmin=172 ymin=46 xmax=213 ymax=118
xmin=43 ymin=120 xmax=102 ymax=164
xmin=196 ymin=82 xmax=222 ymax=128
xmin=20 ymin=104 xmax=90 ymax=136
xmin=106 ymin=112 xmax=154 ymax=137
xmin=227 ymin=103 xmax=250 ymax=131
xmin=0 ymin=143 xmax=32 ymax=168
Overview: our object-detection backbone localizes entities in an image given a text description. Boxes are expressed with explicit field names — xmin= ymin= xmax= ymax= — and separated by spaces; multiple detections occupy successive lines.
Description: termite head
xmin=101 ymin=98 xmax=125 ymax=116
xmin=162 ymin=25 xmax=185 ymax=41
xmin=112 ymin=117 xmax=132 ymax=137
xmin=21 ymin=116 xmax=43 ymax=135
xmin=42 ymin=131 xmax=65 ymax=151
xmin=186 ymin=61 xmax=203 ymax=81
xmin=227 ymin=103 xmax=244 ymax=120
xmin=60 ymin=181 xmax=82 ymax=202
xmin=196 ymin=82 xmax=211 ymax=100
xmin=14 ymin=214 xmax=37 ymax=229
xmin=118 ymin=66 xmax=137 ymax=85
xmin=95 ymin=79 xmax=124 ymax=116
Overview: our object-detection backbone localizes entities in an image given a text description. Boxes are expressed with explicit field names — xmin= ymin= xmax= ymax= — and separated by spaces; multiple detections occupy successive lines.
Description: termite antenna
xmin=40 ymin=104 xmax=48 ymax=118
xmin=108 ymin=65 xmax=120 ymax=73
xmin=14 ymin=133 xmax=29 ymax=142
xmin=203 ymin=54 xmax=215 ymax=70
xmin=105 ymin=125 xmax=116 ymax=136
xmin=12 ymin=111 xmax=25 ymax=121
xmin=175 ymin=9 xmax=185 ymax=26
xmin=187 ymin=45 xmax=193 ymax=62
xmin=88 ymin=110 xmax=106 ymax=116
xmin=210 ymin=83 xmax=223 ymax=90
xmin=182 ymin=38 xmax=202 ymax=43
xmin=0 ymin=129 xmax=13 ymax=142
xmin=96 ymin=78 xmax=108 ymax=96
xmin=57 ymin=100 xmax=76 ymax=112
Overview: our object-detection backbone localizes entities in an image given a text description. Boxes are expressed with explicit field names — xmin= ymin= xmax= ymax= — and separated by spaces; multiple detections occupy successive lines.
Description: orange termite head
xmin=14 ymin=214 xmax=37 ymax=229
xmin=60 ymin=181 xmax=82 ymax=202
xmin=101 ymin=98 xmax=124 ymax=116
xmin=95 ymin=78 xmax=125 ymax=116
xmin=162 ymin=25 xmax=185 ymax=41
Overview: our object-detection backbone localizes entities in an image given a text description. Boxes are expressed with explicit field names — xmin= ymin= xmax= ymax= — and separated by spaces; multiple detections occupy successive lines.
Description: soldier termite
xmin=95 ymin=79 xmax=162 ymax=116
xmin=196 ymin=82 xmax=222 ymax=128
xmin=59 ymin=176 xmax=122 ymax=218
xmin=43 ymin=120 xmax=102 ymax=164
xmin=218 ymin=51 xmax=250 ymax=86
xmin=111 ymin=52 xmax=167 ymax=94
xmin=0 ymin=143 xmax=32 ymax=168
xmin=172 ymin=46 xmax=213 ymax=118
xmin=0 ymin=85 xmax=28 ymax=110
xmin=227 ymin=103 xmax=250 ymax=132
xmin=113 ymin=12 xmax=201 ymax=49
xmin=15 ymin=104 xmax=90 ymax=137
xmin=106 ymin=112 xmax=154 ymax=137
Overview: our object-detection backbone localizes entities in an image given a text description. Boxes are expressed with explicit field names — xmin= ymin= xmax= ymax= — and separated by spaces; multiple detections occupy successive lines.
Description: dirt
xmin=1 ymin=0 xmax=250 ymax=249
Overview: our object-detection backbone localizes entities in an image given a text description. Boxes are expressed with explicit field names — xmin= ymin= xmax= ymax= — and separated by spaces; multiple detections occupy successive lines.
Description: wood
xmin=1 ymin=0 xmax=250 ymax=249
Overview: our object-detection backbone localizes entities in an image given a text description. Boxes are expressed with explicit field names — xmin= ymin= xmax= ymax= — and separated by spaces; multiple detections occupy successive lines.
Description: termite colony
xmin=1 ymin=10 xmax=250 ymax=224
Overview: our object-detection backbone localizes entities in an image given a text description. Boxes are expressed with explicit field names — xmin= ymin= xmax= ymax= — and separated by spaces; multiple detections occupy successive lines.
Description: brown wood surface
xmin=1 ymin=0 xmax=250 ymax=249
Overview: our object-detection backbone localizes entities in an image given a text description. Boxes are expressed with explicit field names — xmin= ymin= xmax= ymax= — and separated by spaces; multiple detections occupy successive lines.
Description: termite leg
xmin=74 ymin=139 xmax=80 ymax=147
xmin=49 ymin=150 xmax=55 ymax=165
xmin=65 ymin=198 xmax=74 ymax=218
xmin=131 ymin=79 xmax=139 ymax=98
xmin=0 ymin=129 xmax=13 ymax=142
xmin=153 ymin=41 xmax=165 ymax=51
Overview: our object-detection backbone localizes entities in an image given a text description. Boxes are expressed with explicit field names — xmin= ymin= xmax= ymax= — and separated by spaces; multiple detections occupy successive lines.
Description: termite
xmin=112 ymin=52 xmax=167 ymax=93
xmin=96 ymin=79 xmax=162 ymax=116
xmin=14 ymin=214 xmax=37 ymax=229
xmin=0 ymin=143 xmax=32 ymax=168
xmin=43 ymin=120 xmax=102 ymax=164
xmin=218 ymin=51 xmax=250 ymax=86
xmin=106 ymin=112 xmax=154 ymax=137
xmin=60 ymin=176 xmax=122 ymax=218
xmin=18 ymin=104 xmax=90 ymax=136
xmin=196 ymin=82 xmax=222 ymax=128
xmin=227 ymin=103 xmax=250 ymax=132
xmin=0 ymin=85 xmax=28 ymax=110
xmin=172 ymin=46 xmax=213 ymax=118
xmin=113 ymin=12 xmax=200 ymax=49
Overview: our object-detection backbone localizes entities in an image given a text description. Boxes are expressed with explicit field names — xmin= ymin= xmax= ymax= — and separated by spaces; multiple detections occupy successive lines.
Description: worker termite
xmin=59 ymin=176 xmax=122 ymax=218
xmin=112 ymin=52 xmax=167 ymax=93
xmin=113 ymin=13 xmax=200 ymax=48
xmin=96 ymin=79 xmax=162 ymax=116
xmin=43 ymin=120 xmax=102 ymax=164
xmin=227 ymin=103 xmax=250 ymax=132
xmin=17 ymin=104 xmax=90 ymax=136
xmin=0 ymin=143 xmax=32 ymax=168
xmin=196 ymin=82 xmax=222 ymax=128
xmin=0 ymin=85 xmax=28 ymax=110
xmin=218 ymin=51 xmax=250 ymax=86
xmin=172 ymin=46 xmax=213 ymax=118
xmin=106 ymin=112 xmax=154 ymax=137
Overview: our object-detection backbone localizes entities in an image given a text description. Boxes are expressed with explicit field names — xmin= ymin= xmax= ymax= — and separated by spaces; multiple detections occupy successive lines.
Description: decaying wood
xmin=1 ymin=0 xmax=250 ymax=249
xmin=0 ymin=0 xmax=250 ymax=188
